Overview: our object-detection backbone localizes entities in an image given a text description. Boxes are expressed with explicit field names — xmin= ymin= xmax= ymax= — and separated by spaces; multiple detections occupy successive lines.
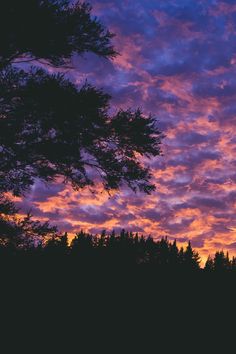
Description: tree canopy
xmin=0 ymin=1 xmax=116 ymax=69
xmin=0 ymin=0 xmax=162 ymax=197
xmin=0 ymin=1 xmax=162 ymax=244
xmin=0 ymin=67 xmax=161 ymax=196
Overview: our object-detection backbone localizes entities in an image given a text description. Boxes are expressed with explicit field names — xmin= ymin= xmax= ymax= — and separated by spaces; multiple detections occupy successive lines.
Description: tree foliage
xmin=0 ymin=67 xmax=162 ymax=196
xmin=0 ymin=1 xmax=116 ymax=69
xmin=0 ymin=201 xmax=57 ymax=248
xmin=0 ymin=1 xmax=163 ymax=244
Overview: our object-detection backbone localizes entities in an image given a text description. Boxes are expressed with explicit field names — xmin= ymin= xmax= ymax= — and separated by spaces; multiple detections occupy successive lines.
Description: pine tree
xmin=183 ymin=241 xmax=200 ymax=271
xmin=169 ymin=240 xmax=179 ymax=269
xmin=214 ymin=251 xmax=230 ymax=272
xmin=204 ymin=256 xmax=214 ymax=272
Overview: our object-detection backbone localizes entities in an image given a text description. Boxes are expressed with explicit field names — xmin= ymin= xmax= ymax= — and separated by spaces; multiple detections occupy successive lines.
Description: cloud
xmin=16 ymin=0 xmax=236 ymax=261
xmin=190 ymin=197 xmax=227 ymax=209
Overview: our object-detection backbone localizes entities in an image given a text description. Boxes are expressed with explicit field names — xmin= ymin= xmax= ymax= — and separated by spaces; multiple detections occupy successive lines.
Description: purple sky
xmin=17 ymin=0 xmax=236 ymax=261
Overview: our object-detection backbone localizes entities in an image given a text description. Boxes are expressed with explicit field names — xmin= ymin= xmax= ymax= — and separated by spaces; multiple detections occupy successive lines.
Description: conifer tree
xmin=184 ymin=241 xmax=200 ymax=271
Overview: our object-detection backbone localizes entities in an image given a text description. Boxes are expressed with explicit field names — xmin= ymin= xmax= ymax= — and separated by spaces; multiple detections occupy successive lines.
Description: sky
xmin=18 ymin=0 xmax=236 ymax=261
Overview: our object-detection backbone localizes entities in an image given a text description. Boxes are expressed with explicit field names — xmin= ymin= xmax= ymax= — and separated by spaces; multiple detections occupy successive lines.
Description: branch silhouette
xmin=0 ymin=1 xmax=163 ymax=245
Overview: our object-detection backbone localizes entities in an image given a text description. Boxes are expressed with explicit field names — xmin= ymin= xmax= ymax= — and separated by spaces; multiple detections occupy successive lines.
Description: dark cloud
xmin=165 ymin=217 xmax=195 ymax=234
xmin=190 ymin=197 xmax=227 ymax=209
xmin=181 ymin=132 xmax=209 ymax=145
xmin=30 ymin=181 xmax=64 ymax=203
xmin=143 ymin=209 xmax=163 ymax=222
xmin=168 ymin=149 xmax=221 ymax=168
xmin=69 ymin=206 xmax=114 ymax=224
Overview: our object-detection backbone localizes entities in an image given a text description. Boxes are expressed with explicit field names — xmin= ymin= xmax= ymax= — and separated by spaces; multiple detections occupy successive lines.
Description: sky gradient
xmin=17 ymin=0 xmax=236 ymax=261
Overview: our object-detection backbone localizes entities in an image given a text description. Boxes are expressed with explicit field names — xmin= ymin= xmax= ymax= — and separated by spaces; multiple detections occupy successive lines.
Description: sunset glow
xmin=17 ymin=0 xmax=236 ymax=262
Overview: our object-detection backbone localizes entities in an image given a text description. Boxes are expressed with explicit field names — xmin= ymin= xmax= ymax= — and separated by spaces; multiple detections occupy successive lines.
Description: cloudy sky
xmin=18 ymin=0 xmax=236 ymax=261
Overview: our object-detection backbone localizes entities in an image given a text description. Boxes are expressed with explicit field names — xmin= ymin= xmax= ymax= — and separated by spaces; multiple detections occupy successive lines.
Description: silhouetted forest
xmin=0 ymin=2 xmax=233 ymax=278
xmin=0 ymin=229 xmax=235 ymax=273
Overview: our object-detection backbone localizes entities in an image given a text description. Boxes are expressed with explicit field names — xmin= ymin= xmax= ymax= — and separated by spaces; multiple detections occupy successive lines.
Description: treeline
xmin=0 ymin=229 xmax=235 ymax=272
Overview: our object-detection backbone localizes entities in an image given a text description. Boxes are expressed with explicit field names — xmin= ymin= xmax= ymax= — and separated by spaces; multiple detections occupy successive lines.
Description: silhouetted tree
xmin=213 ymin=251 xmax=230 ymax=272
xmin=0 ymin=1 xmax=162 ymax=198
xmin=169 ymin=239 xmax=180 ymax=269
xmin=178 ymin=246 xmax=185 ymax=268
xmin=44 ymin=232 xmax=68 ymax=257
xmin=0 ymin=1 xmax=116 ymax=70
xmin=204 ymin=256 xmax=214 ymax=272
xmin=0 ymin=194 xmax=57 ymax=249
xmin=0 ymin=195 xmax=19 ymax=244
xmin=70 ymin=230 xmax=95 ymax=265
xmin=0 ymin=1 xmax=162 ymax=246
xmin=183 ymin=241 xmax=200 ymax=271
xmin=98 ymin=229 xmax=106 ymax=248
xmin=158 ymin=237 xmax=170 ymax=268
